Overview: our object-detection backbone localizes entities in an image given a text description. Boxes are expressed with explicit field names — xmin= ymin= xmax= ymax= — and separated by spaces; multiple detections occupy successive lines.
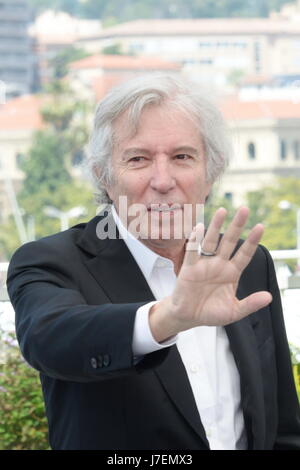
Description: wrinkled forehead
xmin=111 ymin=102 xmax=201 ymax=148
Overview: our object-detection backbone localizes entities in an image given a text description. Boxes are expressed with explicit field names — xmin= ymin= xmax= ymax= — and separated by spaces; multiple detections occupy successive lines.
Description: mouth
xmin=147 ymin=203 xmax=182 ymax=212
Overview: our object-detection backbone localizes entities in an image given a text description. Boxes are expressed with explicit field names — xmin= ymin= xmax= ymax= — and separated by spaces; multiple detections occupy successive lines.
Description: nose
xmin=150 ymin=159 xmax=176 ymax=193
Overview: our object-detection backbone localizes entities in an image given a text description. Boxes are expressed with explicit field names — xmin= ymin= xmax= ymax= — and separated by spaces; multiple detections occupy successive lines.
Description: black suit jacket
xmin=7 ymin=213 xmax=300 ymax=450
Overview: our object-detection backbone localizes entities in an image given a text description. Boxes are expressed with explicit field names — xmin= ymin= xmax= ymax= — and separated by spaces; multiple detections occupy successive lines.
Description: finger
xmin=218 ymin=207 xmax=249 ymax=260
xmin=231 ymin=223 xmax=264 ymax=272
xmin=237 ymin=291 xmax=273 ymax=320
xmin=184 ymin=223 xmax=204 ymax=266
xmin=200 ymin=207 xmax=227 ymax=254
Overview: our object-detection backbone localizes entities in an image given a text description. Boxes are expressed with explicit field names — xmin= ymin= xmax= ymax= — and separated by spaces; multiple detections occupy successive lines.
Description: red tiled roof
xmin=0 ymin=95 xmax=44 ymax=131
xmin=91 ymin=76 xmax=300 ymax=120
xmin=1 ymin=91 xmax=299 ymax=132
xmin=69 ymin=54 xmax=180 ymax=71
xmin=91 ymin=74 xmax=131 ymax=101
xmin=220 ymin=96 xmax=300 ymax=120
xmin=35 ymin=35 xmax=76 ymax=45
xmin=96 ymin=18 xmax=300 ymax=37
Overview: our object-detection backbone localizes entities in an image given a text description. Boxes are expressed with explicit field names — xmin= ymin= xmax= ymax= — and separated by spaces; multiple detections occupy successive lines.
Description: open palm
xmin=171 ymin=207 xmax=272 ymax=329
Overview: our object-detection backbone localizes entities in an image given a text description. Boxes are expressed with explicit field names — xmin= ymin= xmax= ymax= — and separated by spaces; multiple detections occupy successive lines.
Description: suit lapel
xmin=225 ymin=283 xmax=266 ymax=450
xmin=75 ymin=212 xmax=155 ymax=303
xmin=75 ymin=213 xmax=209 ymax=446
xmin=155 ymin=346 xmax=210 ymax=447
xmin=85 ymin=237 xmax=155 ymax=303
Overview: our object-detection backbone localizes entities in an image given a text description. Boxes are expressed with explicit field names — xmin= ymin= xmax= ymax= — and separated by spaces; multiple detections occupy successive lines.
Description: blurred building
xmin=29 ymin=10 xmax=103 ymax=86
xmin=29 ymin=3 xmax=300 ymax=91
xmin=0 ymin=0 xmax=34 ymax=98
xmin=76 ymin=9 xmax=300 ymax=90
xmin=1 ymin=82 xmax=300 ymax=219
xmin=68 ymin=54 xmax=181 ymax=100
xmin=0 ymin=94 xmax=44 ymax=221
xmin=219 ymin=94 xmax=300 ymax=205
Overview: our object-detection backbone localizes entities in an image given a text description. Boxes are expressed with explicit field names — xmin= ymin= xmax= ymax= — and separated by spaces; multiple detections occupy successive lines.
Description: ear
xmin=92 ymin=165 xmax=112 ymax=202
xmin=105 ymin=185 xmax=114 ymax=203
xmin=93 ymin=165 xmax=101 ymax=180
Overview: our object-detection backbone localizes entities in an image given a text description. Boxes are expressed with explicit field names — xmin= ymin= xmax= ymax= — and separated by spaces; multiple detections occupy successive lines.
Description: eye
xmin=174 ymin=154 xmax=192 ymax=160
xmin=129 ymin=156 xmax=145 ymax=162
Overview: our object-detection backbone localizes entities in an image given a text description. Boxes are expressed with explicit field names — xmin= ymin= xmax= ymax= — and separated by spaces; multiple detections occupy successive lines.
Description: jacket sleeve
xmin=261 ymin=245 xmax=300 ymax=450
xmin=7 ymin=239 xmax=168 ymax=383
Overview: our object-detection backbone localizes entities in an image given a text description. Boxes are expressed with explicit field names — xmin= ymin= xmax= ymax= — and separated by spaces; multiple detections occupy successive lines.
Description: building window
xmin=198 ymin=42 xmax=213 ymax=47
xmin=254 ymin=41 xmax=261 ymax=73
xmin=294 ymin=141 xmax=300 ymax=160
xmin=16 ymin=152 xmax=25 ymax=168
xmin=224 ymin=192 xmax=233 ymax=204
xmin=199 ymin=58 xmax=213 ymax=65
xmin=128 ymin=43 xmax=144 ymax=54
xmin=247 ymin=142 xmax=256 ymax=160
xmin=280 ymin=140 xmax=287 ymax=160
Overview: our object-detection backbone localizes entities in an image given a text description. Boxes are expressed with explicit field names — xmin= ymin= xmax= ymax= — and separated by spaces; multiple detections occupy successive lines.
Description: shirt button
xmin=157 ymin=258 xmax=173 ymax=268
xmin=97 ymin=355 xmax=103 ymax=368
xmin=156 ymin=259 xmax=165 ymax=268
xmin=190 ymin=364 xmax=199 ymax=373
xmin=103 ymin=354 xmax=110 ymax=367
xmin=90 ymin=357 xmax=98 ymax=369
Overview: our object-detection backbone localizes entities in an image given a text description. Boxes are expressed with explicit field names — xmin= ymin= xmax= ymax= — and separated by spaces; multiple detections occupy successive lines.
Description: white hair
xmin=86 ymin=73 xmax=231 ymax=204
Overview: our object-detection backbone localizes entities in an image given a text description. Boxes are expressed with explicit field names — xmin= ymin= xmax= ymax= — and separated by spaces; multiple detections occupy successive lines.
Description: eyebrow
xmin=122 ymin=148 xmax=151 ymax=159
xmin=173 ymin=146 xmax=199 ymax=156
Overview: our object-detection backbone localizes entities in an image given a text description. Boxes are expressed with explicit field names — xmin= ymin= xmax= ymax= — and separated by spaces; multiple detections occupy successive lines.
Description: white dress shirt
xmin=112 ymin=206 xmax=247 ymax=450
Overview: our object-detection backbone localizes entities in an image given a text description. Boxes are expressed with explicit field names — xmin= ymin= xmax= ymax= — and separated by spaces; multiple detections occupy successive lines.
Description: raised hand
xmin=149 ymin=207 xmax=273 ymax=342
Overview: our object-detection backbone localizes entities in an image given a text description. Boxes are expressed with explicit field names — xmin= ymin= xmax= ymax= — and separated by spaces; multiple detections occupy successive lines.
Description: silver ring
xmin=200 ymin=248 xmax=217 ymax=257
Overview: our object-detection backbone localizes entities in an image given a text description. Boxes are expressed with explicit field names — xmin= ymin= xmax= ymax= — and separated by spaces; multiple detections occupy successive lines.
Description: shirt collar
xmin=111 ymin=205 xmax=173 ymax=281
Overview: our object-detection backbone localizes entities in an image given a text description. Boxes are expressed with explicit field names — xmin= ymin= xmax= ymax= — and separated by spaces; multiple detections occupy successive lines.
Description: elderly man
xmin=7 ymin=74 xmax=300 ymax=450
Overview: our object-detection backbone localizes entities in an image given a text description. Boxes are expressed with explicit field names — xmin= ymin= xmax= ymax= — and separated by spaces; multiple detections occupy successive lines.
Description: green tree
xmin=204 ymin=189 xmax=236 ymax=230
xmin=28 ymin=0 xmax=293 ymax=20
xmin=50 ymin=46 xmax=91 ymax=79
xmin=29 ymin=0 xmax=80 ymax=15
xmin=17 ymin=131 xmax=94 ymax=241
xmin=0 ymin=81 xmax=95 ymax=258
xmin=245 ymin=177 xmax=300 ymax=251
xmin=0 ymin=330 xmax=49 ymax=450
xmin=227 ymin=69 xmax=246 ymax=87
xmin=18 ymin=81 xmax=95 ymax=240
xmin=102 ymin=43 xmax=125 ymax=55
xmin=20 ymin=130 xmax=71 ymax=197
xmin=0 ymin=219 xmax=21 ymax=261
xmin=204 ymin=177 xmax=300 ymax=254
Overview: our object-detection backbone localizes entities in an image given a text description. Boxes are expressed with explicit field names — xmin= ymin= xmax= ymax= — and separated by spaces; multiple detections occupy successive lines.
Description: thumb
xmin=237 ymin=291 xmax=273 ymax=319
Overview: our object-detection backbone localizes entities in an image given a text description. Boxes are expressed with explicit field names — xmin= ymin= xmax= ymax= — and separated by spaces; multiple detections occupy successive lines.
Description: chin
xmin=139 ymin=220 xmax=188 ymax=242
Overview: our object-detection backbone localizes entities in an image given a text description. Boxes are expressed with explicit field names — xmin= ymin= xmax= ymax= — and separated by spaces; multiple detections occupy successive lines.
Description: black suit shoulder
xmin=9 ymin=221 xmax=87 ymax=269
xmin=7 ymin=217 xmax=167 ymax=383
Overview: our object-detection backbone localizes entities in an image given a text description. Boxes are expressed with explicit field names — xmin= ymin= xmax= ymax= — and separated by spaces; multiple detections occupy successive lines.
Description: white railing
xmin=270 ymin=249 xmax=300 ymax=260
xmin=0 ymin=262 xmax=9 ymax=272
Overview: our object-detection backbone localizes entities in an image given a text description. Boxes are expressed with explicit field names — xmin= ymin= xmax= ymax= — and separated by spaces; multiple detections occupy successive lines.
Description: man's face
xmin=106 ymin=104 xmax=212 ymax=243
